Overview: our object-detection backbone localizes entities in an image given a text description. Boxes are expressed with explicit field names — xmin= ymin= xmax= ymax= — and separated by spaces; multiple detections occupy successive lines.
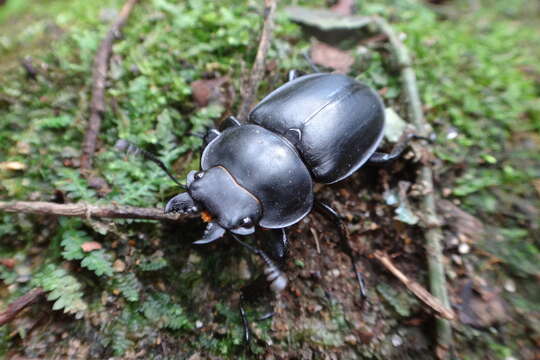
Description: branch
xmin=0 ymin=201 xmax=193 ymax=222
xmin=0 ymin=288 xmax=45 ymax=326
xmin=80 ymin=0 xmax=139 ymax=171
xmin=237 ymin=0 xmax=279 ymax=121
xmin=373 ymin=251 xmax=455 ymax=320
xmin=371 ymin=16 xmax=453 ymax=358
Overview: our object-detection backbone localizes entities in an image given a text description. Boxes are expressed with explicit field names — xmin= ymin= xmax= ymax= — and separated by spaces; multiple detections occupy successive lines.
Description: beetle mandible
xmin=158 ymin=71 xmax=422 ymax=341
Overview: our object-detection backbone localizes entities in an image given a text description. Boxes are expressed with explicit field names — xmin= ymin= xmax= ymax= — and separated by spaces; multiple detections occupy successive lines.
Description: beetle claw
xmin=193 ymin=222 xmax=226 ymax=244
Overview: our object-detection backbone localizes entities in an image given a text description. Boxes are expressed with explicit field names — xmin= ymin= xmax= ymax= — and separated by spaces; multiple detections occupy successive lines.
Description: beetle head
xmin=165 ymin=166 xmax=262 ymax=243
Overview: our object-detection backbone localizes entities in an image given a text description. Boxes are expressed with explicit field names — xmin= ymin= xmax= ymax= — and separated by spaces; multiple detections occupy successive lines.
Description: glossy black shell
xmin=201 ymin=125 xmax=313 ymax=229
xmin=250 ymin=73 xmax=385 ymax=184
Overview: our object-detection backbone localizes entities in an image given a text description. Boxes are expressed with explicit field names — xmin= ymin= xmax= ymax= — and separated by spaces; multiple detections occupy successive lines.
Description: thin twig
xmin=370 ymin=16 xmax=453 ymax=358
xmin=237 ymin=0 xmax=279 ymax=121
xmin=0 ymin=201 xmax=193 ymax=222
xmin=80 ymin=0 xmax=139 ymax=171
xmin=373 ymin=251 xmax=455 ymax=320
xmin=0 ymin=288 xmax=45 ymax=326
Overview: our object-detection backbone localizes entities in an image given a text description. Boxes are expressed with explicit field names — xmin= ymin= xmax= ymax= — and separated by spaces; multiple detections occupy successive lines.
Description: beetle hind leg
xmin=314 ymin=200 xmax=368 ymax=300
xmin=368 ymin=132 xmax=432 ymax=164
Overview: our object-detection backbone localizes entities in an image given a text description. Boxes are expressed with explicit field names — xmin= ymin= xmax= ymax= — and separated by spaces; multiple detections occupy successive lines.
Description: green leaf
xmin=36 ymin=115 xmax=72 ymax=129
xmin=80 ymin=250 xmax=114 ymax=277
xmin=60 ymin=229 xmax=88 ymax=260
xmin=112 ymin=273 xmax=141 ymax=302
xmin=32 ymin=264 xmax=87 ymax=317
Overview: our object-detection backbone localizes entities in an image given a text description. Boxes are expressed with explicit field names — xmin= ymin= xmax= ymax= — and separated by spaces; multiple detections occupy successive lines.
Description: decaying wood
xmin=0 ymin=201 xmax=192 ymax=222
xmin=373 ymin=251 xmax=455 ymax=320
xmin=80 ymin=0 xmax=139 ymax=171
xmin=237 ymin=0 xmax=279 ymax=121
xmin=0 ymin=288 xmax=45 ymax=326
xmin=370 ymin=16 xmax=453 ymax=358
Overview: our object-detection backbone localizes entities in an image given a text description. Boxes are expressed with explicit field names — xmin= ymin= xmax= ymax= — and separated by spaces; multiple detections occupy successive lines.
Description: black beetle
xmin=165 ymin=72 xmax=386 ymax=238
xmin=120 ymin=71 xmax=422 ymax=342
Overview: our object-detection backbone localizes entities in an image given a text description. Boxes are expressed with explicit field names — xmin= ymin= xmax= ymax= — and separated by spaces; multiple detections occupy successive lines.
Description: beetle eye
xmin=239 ymin=217 xmax=253 ymax=228
xmin=194 ymin=171 xmax=204 ymax=180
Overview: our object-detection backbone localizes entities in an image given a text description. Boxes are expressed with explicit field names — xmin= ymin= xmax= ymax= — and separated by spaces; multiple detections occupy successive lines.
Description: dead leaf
xmin=384 ymin=108 xmax=408 ymax=143
xmin=191 ymin=76 xmax=232 ymax=108
xmin=458 ymin=280 xmax=508 ymax=328
xmin=0 ymin=258 xmax=16 ymax=268
xmin=0 ymin=161 xmax=27 ymax=171
xmin=286 ymin=6 xmax=370 ymax=32
xmin=437 ymin=200 xmax=485 ymax=242
xmin=81 ymin=241 xmax=102 ymax=252
xmin=310 ymin=42 xmax=354 ymax=74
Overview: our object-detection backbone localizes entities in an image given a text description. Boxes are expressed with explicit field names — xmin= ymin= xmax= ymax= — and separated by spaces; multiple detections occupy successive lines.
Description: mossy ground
xmin=0 ymin=0 xmax=538 ymax=358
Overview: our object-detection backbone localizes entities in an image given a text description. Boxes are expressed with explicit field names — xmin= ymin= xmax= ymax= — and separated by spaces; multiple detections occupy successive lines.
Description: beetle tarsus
xmin=239 ymin=296 xmax=251 ymax=344
xmin=302 ymin=51 xmax=320 ymax=73
xmin=257 ymin=311 xmax=275 ymax=321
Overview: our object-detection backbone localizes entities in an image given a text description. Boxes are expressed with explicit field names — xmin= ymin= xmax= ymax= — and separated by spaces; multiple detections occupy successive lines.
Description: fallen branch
xmin=0 ymin=201 xmax=192 ymax=222
xmin=80 ymin=0 xmax=139 ymax=171
xmin=371 ymin=16 xmax=453 ymax=358
xmin=0 ymin=288 xmax=45 ymax=326
xmin=373 ymin=251 xmax=455 ymax=320
xmin=237 ymin=0 xmax=279 ymax=121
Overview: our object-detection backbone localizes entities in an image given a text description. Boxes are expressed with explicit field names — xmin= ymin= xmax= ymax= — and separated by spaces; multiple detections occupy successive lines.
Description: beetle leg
xmin=260 ymin=228 xmax=288 ymax=268
xmin=231 ymin=230 xmax=289 ymax=344
xmin=288 ymin=69 xmax=304 ymax=81
xmin=219 ymin=115 xmax=242 ymax=130
xmin=233 ymin=232 xmax=289 ymax=294
xmin=314 ymin=200 xmax=367 ymax=300
xmin=368 ymin=132 xmax=432 ymax=164
xmin=202 ymin=128 xmax=221 ymax=148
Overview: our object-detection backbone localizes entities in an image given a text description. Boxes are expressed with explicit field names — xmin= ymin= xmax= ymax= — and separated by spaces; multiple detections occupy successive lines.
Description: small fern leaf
xmin=112 ymin=273 xmax=141 ymax=302
xmin=80 ymin=250 xmax=114 ymax=277
xmin=32 ymin=264 xmax=87 ymax=317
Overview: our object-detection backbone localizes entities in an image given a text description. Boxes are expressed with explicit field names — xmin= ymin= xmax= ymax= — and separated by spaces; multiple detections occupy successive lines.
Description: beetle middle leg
xmin=287 ymin=51 xmax=321 ymax=81
xmin=314 ymin=200 xmax=368 ymax=300
xmin=230 ymin=229 xmax=288 ymax=344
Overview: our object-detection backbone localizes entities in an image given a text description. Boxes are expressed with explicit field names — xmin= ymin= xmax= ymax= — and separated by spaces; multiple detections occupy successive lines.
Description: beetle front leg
xmin=314 ymin=200 xmax=367 ymax=300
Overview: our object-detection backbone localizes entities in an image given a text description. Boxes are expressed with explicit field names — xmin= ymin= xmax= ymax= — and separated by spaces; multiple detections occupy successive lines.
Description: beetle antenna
xmin=114 ymin=139 xmax=186 ymax=189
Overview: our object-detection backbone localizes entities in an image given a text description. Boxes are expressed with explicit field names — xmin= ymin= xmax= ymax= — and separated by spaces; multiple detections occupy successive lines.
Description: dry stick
xmin=80 ymin=0 xmax=139 ymax=171
xmin=370 ymin=16 xmax=453 ymax=357
xmin=0 ymin=201 xmax=192 ymax=222
xmin=237 ymin=0 xmax=279 ymax=121
xmin=0 ymin=200 xmax=191 ymax=328
xmin=373 ymin=251 xmax=455 ymax=320
xmin=0 ymin=288 xmax=45 ymax=326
